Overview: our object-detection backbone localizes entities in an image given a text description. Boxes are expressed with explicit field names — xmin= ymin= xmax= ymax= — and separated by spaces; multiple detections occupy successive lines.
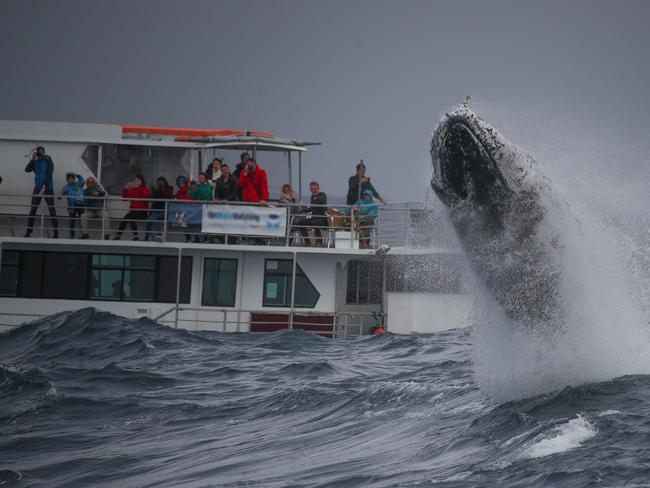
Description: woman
xmin=114 ymin=174 xmax=150 ymax=240
xmin=205 ymin=158 xmax=222 ymax=193
xmin=174 ymin=175 xmax=192 ymax=243
xmin=214 ymin=164 xmax=238 ymax=202
xmin=144 ymin=176 xmax=173 ymax=241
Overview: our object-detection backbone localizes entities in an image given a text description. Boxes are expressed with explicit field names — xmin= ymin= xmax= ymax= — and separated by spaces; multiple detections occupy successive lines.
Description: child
xmin=59 ymin=172 xmax=85 ymax=238
xmin=354 ymin=189 xmax=378 ymax=249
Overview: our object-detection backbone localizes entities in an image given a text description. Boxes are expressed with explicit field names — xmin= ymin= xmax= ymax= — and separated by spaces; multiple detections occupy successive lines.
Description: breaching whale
xmin=430 ymin=100 xmax=565 ymax=328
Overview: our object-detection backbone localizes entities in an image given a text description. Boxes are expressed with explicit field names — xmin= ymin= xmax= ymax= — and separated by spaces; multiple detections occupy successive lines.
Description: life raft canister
xmin=372 ymin=326 xmax=386 ymax=335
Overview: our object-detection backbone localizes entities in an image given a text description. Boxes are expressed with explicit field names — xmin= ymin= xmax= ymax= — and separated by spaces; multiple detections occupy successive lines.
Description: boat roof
xmin=0 ymin=120 xmax=319 ymax=152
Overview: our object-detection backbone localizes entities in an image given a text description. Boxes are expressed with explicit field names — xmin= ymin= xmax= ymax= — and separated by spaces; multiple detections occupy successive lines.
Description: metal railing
xmin=0 ymin=193 xmax=439 ymax=249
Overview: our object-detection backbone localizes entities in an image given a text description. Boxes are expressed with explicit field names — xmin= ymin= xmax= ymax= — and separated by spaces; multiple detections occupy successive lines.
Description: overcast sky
xmin=2 ymin=0 xmax=649 ymax=201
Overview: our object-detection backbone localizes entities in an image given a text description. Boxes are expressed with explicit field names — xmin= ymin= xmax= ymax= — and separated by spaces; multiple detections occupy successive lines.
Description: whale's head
xmin=430 ymin=103 xmax=529 ymax=211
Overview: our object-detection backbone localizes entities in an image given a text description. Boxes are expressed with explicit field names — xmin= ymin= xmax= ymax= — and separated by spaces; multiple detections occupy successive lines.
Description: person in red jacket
xmin=113 ymin=174 xmax=151 ymax=240
xmin=237 ymin=158 xmax=268 ymax=203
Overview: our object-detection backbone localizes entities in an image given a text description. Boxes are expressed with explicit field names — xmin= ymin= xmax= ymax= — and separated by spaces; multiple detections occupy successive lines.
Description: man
xmin=237 ymin=158 xmax=268 ymax=203
xmin=188 ymin=173 xmax=213 ymax=201
xmin=295 ymin=181 xmax=328 ymax=246
xmin=59 ymin=172 xmax=85 ymax=239
xmin=144 ymin=177 xmax=173 ymax=241
xmin=24 ymin=146 xmax=59 ymax=238
xmin=346 ymin=162 xmax=386 ymax=206
xmin=80 ymin=176 xmax=106 ymax=239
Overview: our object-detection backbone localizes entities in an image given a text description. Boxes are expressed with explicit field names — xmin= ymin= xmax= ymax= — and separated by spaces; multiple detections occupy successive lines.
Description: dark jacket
xmin=214 ymin=175 xmax=238 ymax=201
xmin=84 ymin=183 xmax=106 ymax=210
xmin=150 ymin=185 xmax=173 ymax=211
xmin=25 ymin=155 xmax=55 ymax=192
xmin=346 ymin=175 xmax=380 ymax=206
xmin=304 ymin=192 xmax=327 ymax=216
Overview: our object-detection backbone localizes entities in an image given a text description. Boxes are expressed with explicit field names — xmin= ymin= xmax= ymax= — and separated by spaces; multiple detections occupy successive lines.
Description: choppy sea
xmin=1 ymin=307 xmax=650 ymax=487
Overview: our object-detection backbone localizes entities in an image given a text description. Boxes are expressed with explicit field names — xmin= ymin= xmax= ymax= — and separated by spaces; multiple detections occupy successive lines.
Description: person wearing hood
xmin=24 ymin=146 xmax=59 ymax=238
xmin=145 ymin=176 xmax=173 ymax=241
xmin=59 ymin=172 xmax=85 ymax=239
xmin=354 ymin=189 xmax=378 ymax=249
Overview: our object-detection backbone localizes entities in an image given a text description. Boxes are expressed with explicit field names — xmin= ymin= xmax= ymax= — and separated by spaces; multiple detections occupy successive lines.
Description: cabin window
xmin=263 ymin=259 xmax=320 ymax=308
xmin=0 ymin=251 xmax=20 ymax=296
xmin=202 ymin=258 xmax=238 ymax=307
xmin=157 ymin=256 xmax=193 ymax=303
xmin=81 ymin=144 xmax=99 ymax=177
xmin=43 ymin=253 xmax=89 ymax=299
xmin=99 ymin=144 xmax=192 ymax=195
xmin=1 ymin=251 xmax=191 ymax=303
xmin=346 ymin=260 xmax=383 ymax=305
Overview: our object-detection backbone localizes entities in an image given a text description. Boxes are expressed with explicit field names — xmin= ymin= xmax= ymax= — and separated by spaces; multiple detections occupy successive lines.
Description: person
xmin=24 ymin=146 xmax=59 ymax=238
xmin=144 ymin=177 xmax=173 ymax=241
xmin=346 ymin=162 xmax=386 ymax=206
xmin=355 ymin=189 xmax=378 ymax=249
xmin=80 ymin=176 xmax=106 ymax=239
xmin=59 ymin=173 xmax=85 ymax=239
xmin=294 ymin=181 xmax=328 ymax=246
xmin=278 ymin=183 xmax=299 ymax=217
xmin=214 ymin=164 xmax=238 ymax=202
xmin=233 ymin=152 xmax=250 ymax=200
xmin=205 ymin=158 xmax=222 ymax=188
xmin=188 ymin=172 xmax=213 ymax=201
xmin=237 ymin=157 xmax=268 ymax=203
xmin=174 ymin=175 xmax=193 ymax=243
xmin=114 ymin=174 xmax=150 ymax=240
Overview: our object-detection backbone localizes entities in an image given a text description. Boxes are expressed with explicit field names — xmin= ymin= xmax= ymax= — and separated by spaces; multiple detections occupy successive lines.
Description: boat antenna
xmin=245 ymin=86 xmax=264 ymax=136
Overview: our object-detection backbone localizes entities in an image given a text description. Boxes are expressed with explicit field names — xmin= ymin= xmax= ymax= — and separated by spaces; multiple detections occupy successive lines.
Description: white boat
xmin=0 ymin=120 xmax=470 ymax=336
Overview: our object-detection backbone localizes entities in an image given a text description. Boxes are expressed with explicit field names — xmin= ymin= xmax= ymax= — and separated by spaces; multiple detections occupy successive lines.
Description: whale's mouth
xmin=433 ymin=120 xmax=499 ymax=205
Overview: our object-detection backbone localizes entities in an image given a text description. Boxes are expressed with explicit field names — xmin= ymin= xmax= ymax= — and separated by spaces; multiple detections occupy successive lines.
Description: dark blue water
xmin=1 ymin=308 xmax=649 ymax=487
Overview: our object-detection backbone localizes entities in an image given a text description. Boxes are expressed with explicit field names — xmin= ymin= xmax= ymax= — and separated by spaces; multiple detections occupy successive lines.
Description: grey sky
xmin=2 ymin=0 xmax=649 ymax=201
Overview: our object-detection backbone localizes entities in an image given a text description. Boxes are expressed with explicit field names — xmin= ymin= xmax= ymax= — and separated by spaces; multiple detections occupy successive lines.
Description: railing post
xmin=288 ymin=250 xmax=297 ymax=330
xmin=101 ymin=198 xmax=107 ymax=239
xmin=39 ymin=201 xmax=45 ymax=238
xmin=174 ymin=247 xmax=182 ymax=328
xmin=162 ymin=200 xmax=168 ymax=242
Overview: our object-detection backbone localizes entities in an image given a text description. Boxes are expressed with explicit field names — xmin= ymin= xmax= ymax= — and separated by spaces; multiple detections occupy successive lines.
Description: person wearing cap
xmin=80 ymin=176 xmax=107 ymax=239
xmin=59 ymin=172 xmax=85 ymax=239
xmin=24 ymin=145 xmax=59 ymax=238
xmin=346 ymin=162 xmax=385 ymax=206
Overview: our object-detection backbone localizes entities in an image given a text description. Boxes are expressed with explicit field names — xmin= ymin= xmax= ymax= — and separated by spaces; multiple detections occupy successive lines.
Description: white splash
xmin=518 ymin=414 xmax=596 ymax=459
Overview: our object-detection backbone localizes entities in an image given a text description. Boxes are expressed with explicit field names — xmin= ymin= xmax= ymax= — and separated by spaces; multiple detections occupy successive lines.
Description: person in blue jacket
xmin=59 ymin=172 xmax=85 ymax=239
xmin=354 ymin=189 xmax=378 ymax=249
xmin=24 ymin=146 xmax=59 ymax=238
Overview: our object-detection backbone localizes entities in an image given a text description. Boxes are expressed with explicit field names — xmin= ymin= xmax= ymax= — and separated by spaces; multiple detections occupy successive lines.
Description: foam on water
xmin=518 ymin=414 xmax=597 ymax=460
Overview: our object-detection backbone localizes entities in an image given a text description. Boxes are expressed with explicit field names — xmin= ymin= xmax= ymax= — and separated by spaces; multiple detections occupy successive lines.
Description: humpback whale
xmin=430 ymin=101 xmax=565 ymax=328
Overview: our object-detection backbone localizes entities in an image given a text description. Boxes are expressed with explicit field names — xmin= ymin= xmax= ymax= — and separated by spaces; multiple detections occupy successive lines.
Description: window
xmin=0 ymin=251 xmax=19 ymax=296
xmin=157 ymin=256 xmax=193 ymax=303
xmin=346 ymin=259 xmax=383 ymax=305
xmin=385 ymin=255 xmax=462 ymax=293
xmin=81 ymin=144 xmax=99 ymax=177
xmin=263 ymin=259 xmax=320 ymax=308
xmin=43 ymin=253 xmax=89 ymax=299
xmin=2 ymin=251 xmax=192 ymax=303
xmin=91 ymin=255 xmax=155 ymax=301
xmin=202 ymin=258 xmax=237 ymax=307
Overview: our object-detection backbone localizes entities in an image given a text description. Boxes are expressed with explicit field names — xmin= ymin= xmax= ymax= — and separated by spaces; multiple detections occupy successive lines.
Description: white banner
xmin=202 ymin=204 xmax=287 ymax=237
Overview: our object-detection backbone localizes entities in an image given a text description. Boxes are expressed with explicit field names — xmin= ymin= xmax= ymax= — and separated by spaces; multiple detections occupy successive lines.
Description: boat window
xmin=43 ymin=253 xmax=89 ymax=300
xmin=346 ymin=260 xmax=383 ymax=305
xmin=81 ymin=144 xmax=99 ymax=177
xmin=202 ymin=258 xmax=238 ymax=307
xmin=0 ymin=251 xmax=20 ymax=296
xmin=385 ymin=256 xmax=462 ymax=293
xmin=91 ymin=254 xmax=155 ymax=302
xmin=263 ymin=259 xmax=320 ymax=308
xmin=157 ymin=256 xmax=192 ymax=303
xmin=20 ymin=251 xmax=44 ymax=297
xmin=99 ymin=144 xmax=193 ymax=195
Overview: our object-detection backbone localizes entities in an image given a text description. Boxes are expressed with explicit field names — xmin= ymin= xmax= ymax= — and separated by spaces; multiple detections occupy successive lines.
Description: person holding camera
xmin=236 ymin=157 xmax=268 ymax=204
xmin=346 ymin=162 xmax=385 ymax=206
xmin=113 ymin=174 xmax=150 ymax=240
xmin=59 ymin=172 xmax=85 ymax=239
xmin=24 ymin=146 xmax=59 ymax=238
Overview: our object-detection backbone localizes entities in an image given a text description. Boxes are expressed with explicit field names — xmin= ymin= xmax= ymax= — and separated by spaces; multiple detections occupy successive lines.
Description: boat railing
xmin=0 ymin=193 xmax=437 ymax=249
xmin=0 ymin=308 xmax=384 ymax=339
